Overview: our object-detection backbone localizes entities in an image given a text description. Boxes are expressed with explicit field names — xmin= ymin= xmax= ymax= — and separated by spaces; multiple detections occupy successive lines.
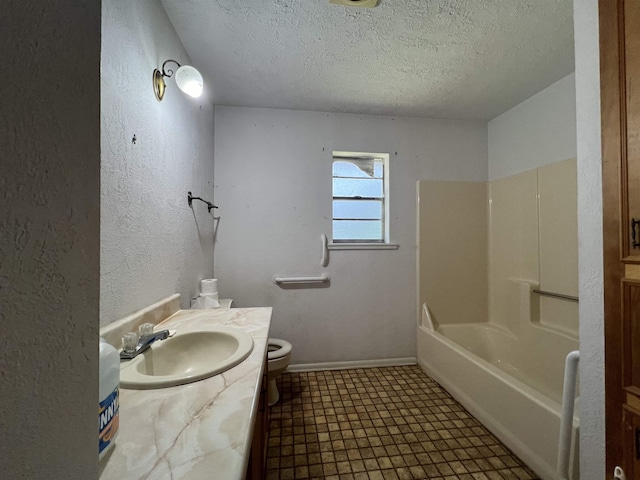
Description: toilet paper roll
xmin=200 ymin=278 xmax=218 ymax=295
xmin=200 ymin=292 xmax=219 ymax=300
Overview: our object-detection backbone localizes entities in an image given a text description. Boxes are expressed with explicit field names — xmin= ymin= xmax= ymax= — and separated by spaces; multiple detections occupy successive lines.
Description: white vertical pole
xmin=557 ymin=350 xmax=580 ymax=480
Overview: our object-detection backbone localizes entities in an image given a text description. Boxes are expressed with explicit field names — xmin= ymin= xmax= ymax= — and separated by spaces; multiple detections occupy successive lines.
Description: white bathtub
xmin=417 ymin=311 xmax=579 ymax=480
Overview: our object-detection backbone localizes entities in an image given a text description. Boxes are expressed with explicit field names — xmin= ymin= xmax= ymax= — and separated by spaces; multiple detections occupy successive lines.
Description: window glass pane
xmin=331 ymin=152 xmax=387 ymax=243
xmin=332 ymin=161 xmax=373 ymax=178
xmin=333 ymin=200 xmax=382 ymax=219
xmin=333 ymin=178 xmax=383 ymax=198
xmin=333 ymin=220 xmax=383 ymax=241
xmin=373 ymin=161 xmax=383 ymax=178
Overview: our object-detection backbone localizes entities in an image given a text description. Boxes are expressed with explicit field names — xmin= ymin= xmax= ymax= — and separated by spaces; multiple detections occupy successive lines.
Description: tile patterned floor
xmin=266 ymin=365 xmax=539 ymax=480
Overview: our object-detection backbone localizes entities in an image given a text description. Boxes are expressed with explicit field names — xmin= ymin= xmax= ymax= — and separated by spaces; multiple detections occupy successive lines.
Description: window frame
xmin=330 ymin=151 xmax=397 ymax=250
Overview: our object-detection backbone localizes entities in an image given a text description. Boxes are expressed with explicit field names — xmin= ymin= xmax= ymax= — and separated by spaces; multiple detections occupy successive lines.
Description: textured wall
xmin=214 ymin=106 xmax=487 ymax=365
xmin=488 ymin=73 xmax=577 ymax=181
xmin=0 ymin=1 xmax=101 ymax=478
xmin=101 ymin=0 xmax=215 ymax=325
xmin=574 ymin=0 xmax=605 ymax=477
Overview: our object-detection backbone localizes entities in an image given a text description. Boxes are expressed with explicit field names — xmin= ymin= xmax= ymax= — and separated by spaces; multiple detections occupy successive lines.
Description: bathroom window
xmin=332 ymin=151 xmax=391 ymax=245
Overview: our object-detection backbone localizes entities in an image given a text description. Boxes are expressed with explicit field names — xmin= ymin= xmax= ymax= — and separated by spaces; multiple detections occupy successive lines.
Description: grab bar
xmin=273 ymin=273 xmax=330 ymax=285
xmin=532 ymin=289 xmax=579 ymax=303
xmin=320 ymin=234 xmax=329 ymax=267
xmin=557 ymin=350 xmax=579 ymax=480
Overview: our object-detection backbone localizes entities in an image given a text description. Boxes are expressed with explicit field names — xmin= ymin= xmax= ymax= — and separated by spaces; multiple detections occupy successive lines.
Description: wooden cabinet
xmin=245 ymin=353 xmax=269 ymax=480
xmin=621 ymin=280 xmax=640 ymax=480
xmin=617 ymin=1 xmax=640 ymax=260
xmin=601 ymin=0 xmax=640 ymax=476
xmin=622 ymin=406 xmax=640 ymax=480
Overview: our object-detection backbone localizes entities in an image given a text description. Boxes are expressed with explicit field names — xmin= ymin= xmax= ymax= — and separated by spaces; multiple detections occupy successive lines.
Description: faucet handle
xmin=122 ymin=333 xmax=138 ymax=354
xmin=138 ymin=323 xmax=154 ymax=337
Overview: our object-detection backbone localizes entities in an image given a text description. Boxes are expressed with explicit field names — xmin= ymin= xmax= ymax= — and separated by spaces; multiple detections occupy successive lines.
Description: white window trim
xmin=332 ymin=151 xmax=396 ymax=247
xmin=327 ymin=242 xmax=399 ymax=251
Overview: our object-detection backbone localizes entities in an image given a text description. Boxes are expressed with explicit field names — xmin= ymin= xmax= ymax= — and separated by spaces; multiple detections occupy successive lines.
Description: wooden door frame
xmin=601 ymin=0 xmax=635 ymax=476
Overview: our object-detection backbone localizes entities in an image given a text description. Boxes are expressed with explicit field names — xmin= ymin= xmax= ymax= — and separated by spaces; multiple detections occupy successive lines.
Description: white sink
xmin=120 ymin=326 xmax=254 ymax=389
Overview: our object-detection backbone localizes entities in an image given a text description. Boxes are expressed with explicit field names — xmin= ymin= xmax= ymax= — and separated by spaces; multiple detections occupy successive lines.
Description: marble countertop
xmin=99 ymin=307 xmax=272 ymax=480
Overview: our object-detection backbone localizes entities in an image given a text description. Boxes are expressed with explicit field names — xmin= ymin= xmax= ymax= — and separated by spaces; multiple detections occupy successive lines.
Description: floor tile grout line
xmin=267 ymin=365 xmax=540 ymax=480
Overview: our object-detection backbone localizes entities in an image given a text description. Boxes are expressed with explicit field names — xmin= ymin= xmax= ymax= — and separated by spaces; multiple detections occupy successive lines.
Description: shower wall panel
xmin=538 ymin=158 xmax=578 ymax=335
xmin=418 ymin=180 xmax=488 ymax=326
xmin=488 ymin=170 xmax=539 ymax=332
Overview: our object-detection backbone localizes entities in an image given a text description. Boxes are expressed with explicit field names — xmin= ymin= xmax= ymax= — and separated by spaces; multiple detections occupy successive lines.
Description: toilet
xmin=267 ymin=338 xmax=292 ymax=406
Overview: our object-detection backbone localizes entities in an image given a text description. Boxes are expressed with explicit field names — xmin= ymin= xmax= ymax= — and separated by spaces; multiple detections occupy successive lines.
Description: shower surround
xmin=416 ymin=158 xmax=579 ymax=480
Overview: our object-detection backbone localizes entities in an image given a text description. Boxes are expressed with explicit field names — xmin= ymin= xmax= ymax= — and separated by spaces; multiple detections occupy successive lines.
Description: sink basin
xmin=120 ymin=326 xmax=254 ymax=389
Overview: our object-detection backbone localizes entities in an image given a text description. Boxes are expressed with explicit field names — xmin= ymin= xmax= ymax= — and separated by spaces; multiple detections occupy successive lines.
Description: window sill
xmin=327 ymin=243 xmax=399 ymax=251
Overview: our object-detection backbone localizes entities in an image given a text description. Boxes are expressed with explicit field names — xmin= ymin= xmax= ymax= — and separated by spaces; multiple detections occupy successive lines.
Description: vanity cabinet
xmin=245 ymin=354 xmax=269 ymax=480
xmin=98 ymin=304 xmax=273 ymax=480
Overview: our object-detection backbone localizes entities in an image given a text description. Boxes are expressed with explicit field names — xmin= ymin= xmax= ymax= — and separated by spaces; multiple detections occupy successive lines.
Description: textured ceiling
xmin=161 ymin=0 xmax=574 ymax=120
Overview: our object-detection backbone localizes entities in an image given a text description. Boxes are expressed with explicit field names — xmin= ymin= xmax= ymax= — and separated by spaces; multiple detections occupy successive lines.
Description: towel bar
xmin=532 ymin=289 xmax=579 ymax=303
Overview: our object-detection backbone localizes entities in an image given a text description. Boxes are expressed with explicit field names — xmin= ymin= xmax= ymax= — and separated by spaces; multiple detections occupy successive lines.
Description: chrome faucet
xmin=120 ymin=330 xmax=171 ymax=360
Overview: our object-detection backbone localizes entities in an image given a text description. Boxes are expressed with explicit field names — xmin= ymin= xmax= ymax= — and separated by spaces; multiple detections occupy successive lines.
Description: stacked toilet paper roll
xmin=191 ymin=278 xmax=220 ymax=309
xmin=200 ymin=278 xmax=219 ymax=299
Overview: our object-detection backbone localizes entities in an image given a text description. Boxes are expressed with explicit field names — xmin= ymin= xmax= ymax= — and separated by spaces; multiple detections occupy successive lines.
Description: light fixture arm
xmin=160 ymin=59 xmax=182 ymax=79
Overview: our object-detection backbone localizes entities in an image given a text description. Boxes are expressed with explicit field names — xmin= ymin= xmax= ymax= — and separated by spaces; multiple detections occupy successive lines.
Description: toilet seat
xmin=266 ymin=338 xmax=292 ymax=406
xmin=268 ymin=338 xmax=292 ymax=360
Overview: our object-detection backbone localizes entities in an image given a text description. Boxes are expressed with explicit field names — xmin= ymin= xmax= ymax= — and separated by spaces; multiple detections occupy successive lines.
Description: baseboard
xmin=287 ymin=357 xmax=417 ymax=373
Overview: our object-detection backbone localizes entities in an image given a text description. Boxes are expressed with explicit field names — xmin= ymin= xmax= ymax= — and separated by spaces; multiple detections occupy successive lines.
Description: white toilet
xmin=267 ymin=338 xmax=292 ymax=406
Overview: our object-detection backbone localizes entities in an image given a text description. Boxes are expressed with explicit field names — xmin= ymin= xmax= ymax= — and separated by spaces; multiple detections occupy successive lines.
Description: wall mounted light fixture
xmin=153 ymin=59 xmax=203 ymax=101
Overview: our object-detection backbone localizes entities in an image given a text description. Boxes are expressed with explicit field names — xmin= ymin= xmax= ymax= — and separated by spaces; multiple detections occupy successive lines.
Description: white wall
xmin=214 ymin=107 xmax=487 ymax=365
xmin=101 ymin=0 xmax=215 ymax=325
xmin=488 ymin=73 xmax=577 ymax=181
xmin=0 ymin=2 xmax=101 ymax=477
xmin=574 ymin=0 xmax=605 ymax=477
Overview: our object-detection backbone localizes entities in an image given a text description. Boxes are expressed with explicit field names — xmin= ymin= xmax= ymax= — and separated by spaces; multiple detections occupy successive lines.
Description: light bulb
xmin=175 ymin=65 xmax=203 ymax=98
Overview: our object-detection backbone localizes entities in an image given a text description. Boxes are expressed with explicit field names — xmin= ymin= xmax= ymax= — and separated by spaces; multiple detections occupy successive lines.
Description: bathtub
xmin=417 ymin=307 xmax=580 ymax=480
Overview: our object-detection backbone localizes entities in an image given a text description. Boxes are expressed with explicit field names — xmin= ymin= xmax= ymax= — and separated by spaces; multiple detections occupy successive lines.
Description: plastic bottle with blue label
xmin=99 ymin=337 xmax=120 ymax=459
